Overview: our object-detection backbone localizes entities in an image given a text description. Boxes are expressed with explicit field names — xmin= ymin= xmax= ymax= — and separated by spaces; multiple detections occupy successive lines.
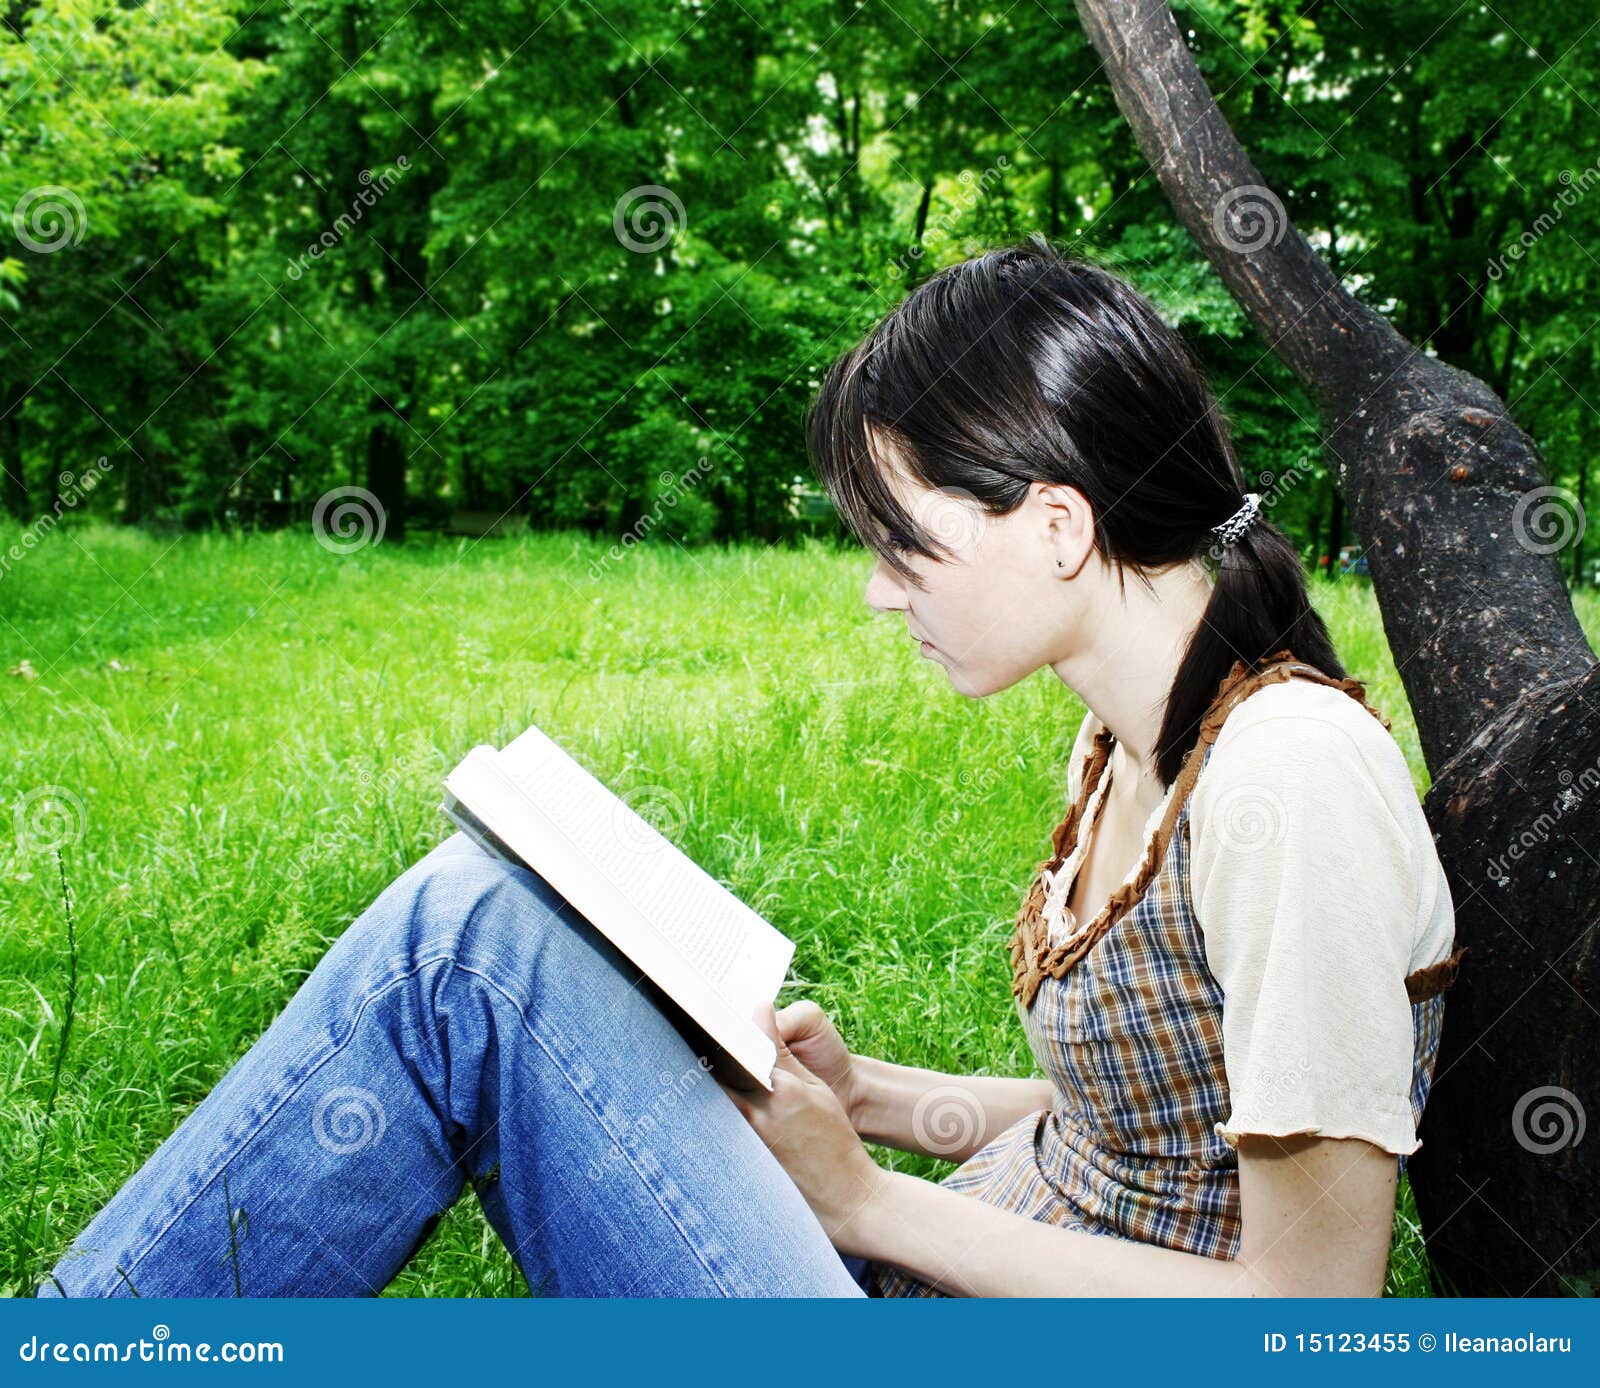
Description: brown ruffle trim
xmin=1008 ymin=648 xmax=1463 ymax=1009
xmin=1406 ymin=944 xmax=1469 ymax=1002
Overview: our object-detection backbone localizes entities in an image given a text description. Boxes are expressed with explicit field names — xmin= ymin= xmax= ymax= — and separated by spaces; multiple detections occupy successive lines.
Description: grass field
xmin=4 ymin=523 xmax=1598 ymax=1298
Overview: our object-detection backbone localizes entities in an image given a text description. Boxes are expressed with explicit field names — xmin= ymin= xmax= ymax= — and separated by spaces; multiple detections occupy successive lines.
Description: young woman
xmin=38 ymin=235 xmax=1462 ymax=1300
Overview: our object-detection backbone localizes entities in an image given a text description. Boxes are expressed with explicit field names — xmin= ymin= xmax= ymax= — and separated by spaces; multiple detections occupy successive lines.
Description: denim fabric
xmin=37 ymin=831 xmax=868 ymax=1298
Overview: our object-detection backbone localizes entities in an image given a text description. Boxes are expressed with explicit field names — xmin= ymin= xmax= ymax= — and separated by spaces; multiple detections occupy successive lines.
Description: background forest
xmin=3 ymin=0 xmax=1596 ymax=581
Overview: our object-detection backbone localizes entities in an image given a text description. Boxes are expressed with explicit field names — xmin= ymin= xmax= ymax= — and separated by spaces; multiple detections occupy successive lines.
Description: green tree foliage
xmin=1 ymin=0 xmax=1594 ymax=577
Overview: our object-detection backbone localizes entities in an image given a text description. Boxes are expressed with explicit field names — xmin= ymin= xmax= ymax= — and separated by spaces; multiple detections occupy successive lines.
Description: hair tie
xmin=1210 ymin=492 xmax=1261 ymax=547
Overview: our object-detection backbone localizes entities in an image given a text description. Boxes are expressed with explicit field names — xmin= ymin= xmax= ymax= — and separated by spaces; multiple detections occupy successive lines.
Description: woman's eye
xmin=883 ymin=529 xmax=912 ymax=553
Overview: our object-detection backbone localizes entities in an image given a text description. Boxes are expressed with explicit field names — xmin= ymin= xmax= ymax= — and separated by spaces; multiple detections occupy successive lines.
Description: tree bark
xmin=1574 ymin=462 xmax=1589 ymax=588
xmin=1323 ymin=483 xmax=1343 ymax=583
xmin=364 ymin=402 xmax=408 ymax=544
xmin=1076 ymin=0 xmax=1598 ymax=1296
xmin=1 ymin=382 xmax=27 ymax=520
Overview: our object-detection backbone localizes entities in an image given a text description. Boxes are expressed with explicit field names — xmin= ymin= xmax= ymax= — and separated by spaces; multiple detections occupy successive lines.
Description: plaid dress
xmin=864 ymin=651 xmax=1467 ymax=1298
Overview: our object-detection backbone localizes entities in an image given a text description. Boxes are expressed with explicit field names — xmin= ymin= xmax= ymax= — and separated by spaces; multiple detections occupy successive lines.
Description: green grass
xmin=4 ymin=522 xmax=1597 ymax=1298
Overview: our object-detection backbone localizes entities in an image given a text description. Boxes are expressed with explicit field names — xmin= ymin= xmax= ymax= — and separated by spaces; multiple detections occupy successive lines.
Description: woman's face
xmin=860 ymin=437 xmax=1100 ymax=699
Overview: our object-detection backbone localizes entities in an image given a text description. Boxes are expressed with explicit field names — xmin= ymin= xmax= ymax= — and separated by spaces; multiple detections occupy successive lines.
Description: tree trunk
xmin=1076 ymin=0 xmax=1598 ymax=1297
xmin=1 ymin=383 xmax=27 ymax=520
xmin=1323 ymin=483 xmax=1343 ymax=583
xmin=364 ymin=402 xmax=408 ymax=544
xmin=1574 ymin=461 xmax=1589 ymax=589
xmin=907 ymin=179 xmax=935 ymax=288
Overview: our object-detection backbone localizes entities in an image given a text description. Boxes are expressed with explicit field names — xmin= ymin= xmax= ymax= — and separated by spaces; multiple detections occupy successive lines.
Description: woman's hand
xmin=774 ymin=1000 xmax=862 ymax=1123
xmin=719 ymin=1004 xmax=890 ymax=1254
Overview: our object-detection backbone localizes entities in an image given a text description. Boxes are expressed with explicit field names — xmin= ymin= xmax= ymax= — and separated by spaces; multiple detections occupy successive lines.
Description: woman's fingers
xmin=777 ymin=998 xmax=827 ymax=1044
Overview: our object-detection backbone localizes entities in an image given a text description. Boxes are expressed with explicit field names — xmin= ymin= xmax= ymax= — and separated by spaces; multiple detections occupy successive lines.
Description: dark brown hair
xmin=804 ymin=232 xmax=1344 ymax=788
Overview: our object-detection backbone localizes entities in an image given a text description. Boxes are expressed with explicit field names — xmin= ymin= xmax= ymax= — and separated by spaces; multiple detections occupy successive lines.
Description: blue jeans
xmin=36 ymin=832 xmax=872 ymax=1298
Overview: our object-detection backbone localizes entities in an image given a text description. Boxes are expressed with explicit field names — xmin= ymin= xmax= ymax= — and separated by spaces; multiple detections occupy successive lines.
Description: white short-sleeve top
xmin=1060 ymin=678 xmax=1456 ymax=1156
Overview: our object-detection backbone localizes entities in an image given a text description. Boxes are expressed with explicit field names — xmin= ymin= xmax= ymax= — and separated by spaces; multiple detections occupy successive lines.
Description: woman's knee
xmin=351 ymin=832 xmax=613 ymax=1002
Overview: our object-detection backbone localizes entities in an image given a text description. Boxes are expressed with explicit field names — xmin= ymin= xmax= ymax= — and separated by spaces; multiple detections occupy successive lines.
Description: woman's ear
xmin=1033 ymin=481 xmax=1096 ymax=580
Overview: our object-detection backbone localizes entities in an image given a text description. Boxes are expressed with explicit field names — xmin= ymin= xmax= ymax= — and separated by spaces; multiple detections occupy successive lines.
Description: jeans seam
xmin=116 ymin=951 xmax=459 ymax=1290
xmin=445 ymin=960 xmax=740 ymax=1297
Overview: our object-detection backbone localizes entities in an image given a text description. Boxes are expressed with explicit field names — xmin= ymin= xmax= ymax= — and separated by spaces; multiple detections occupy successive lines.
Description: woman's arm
xmin=848 ymin=1054 xmax=1054 ymax=1162
xmin=848 ymin=1131 xmax=1400 ymax=1296
xmin=776 ymin=1001 xmax=1053 ymax=1164
xmin=726 ymin=1016 xmax=1400 ymax=1297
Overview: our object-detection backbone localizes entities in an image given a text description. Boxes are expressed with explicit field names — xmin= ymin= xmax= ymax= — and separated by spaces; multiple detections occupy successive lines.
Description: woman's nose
xmin=863 ymin=556 xmax=909 ymax=613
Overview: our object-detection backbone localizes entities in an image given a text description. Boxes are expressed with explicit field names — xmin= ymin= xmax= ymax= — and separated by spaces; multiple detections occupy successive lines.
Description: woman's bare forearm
xmin=848 ymin=1054 xmax=1054 ymax=1161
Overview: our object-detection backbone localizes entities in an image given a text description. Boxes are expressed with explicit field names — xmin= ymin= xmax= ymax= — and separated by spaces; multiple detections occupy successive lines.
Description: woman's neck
xmin=1050 ymin=559 xmax=1215 ymax=797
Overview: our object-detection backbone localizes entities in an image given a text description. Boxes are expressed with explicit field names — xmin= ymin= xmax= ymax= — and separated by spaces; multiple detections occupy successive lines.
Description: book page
xmin=444 ymin=747 xmax=781 ymax=1088
xmin=494 ymin=725 xmax=792 ymax=1010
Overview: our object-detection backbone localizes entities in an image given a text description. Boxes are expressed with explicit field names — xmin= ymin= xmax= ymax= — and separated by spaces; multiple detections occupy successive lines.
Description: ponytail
xmin=1154 ymin=516 xmax=1346 ymax=787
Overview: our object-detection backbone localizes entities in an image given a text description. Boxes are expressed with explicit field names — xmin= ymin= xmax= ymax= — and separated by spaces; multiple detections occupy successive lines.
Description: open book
xmin=440 ymin=725 xmax=795 ymax=1089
